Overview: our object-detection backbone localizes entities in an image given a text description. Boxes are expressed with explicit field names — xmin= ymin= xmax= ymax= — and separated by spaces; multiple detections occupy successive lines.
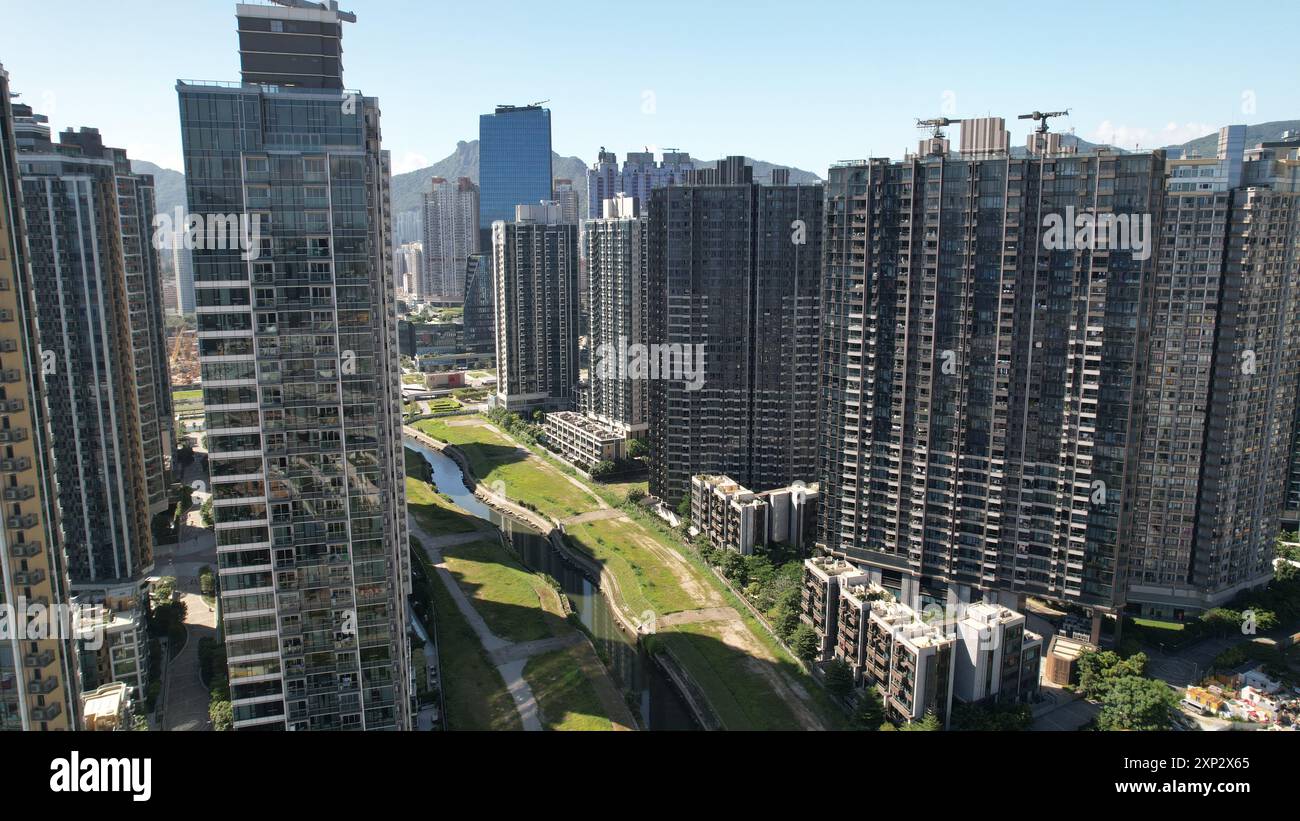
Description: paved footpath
xmin=164 ymin=591 xmax=217 ymax=731
xmin=410 ymin=514 xmax=540 ymax=729
xmin=410 ymin=511 xmax=635 ymax=731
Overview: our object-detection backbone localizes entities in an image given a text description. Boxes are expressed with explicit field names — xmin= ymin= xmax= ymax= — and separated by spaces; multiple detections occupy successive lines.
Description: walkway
xmin=159 ymin=454 xmax=218 ymax=731
xmin=163 ymin=591 xmax=217 ymax=730
xmin=409 ymin=513 xmax=544 ymax=730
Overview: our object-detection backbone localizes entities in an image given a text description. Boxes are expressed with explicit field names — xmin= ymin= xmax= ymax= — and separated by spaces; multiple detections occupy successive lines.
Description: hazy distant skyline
xmin=1 ymin=0 xmax=1296 ymax=175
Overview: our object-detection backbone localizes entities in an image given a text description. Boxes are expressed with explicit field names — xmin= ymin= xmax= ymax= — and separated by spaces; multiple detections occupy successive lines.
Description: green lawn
xmin=416 ymin=547 xmax=521 ymax=731
xmin=523 ymin=645 xmax=614 ymax=731
xmin=565 ymin=517 xmax=700 ymax=616
xmin=439 ymin=538 xmax=569 ymax=644
xmin=172 ymin=388 xmax=202 ymax=403
xmin=1133 ymin=617 xmax=1185 ymax=631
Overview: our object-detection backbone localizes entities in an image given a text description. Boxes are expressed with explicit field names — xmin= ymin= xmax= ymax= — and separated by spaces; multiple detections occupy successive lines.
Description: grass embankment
xmin=523 ymin=645 xmax=614 ymax=731
xmin=413 ymin=417 xmax=595 ymax=518
xmin=404 ymin=449 xmax=480 ymax=534
xmin=439 ymin=538 xmax=569 ymax=644
xmin=411 ymin=413 xmax=846 ymax=730
xmin=412 ymin=543 xmax=521 ymax=731
xmin=406 ymin=440 xmax=623 ymax=730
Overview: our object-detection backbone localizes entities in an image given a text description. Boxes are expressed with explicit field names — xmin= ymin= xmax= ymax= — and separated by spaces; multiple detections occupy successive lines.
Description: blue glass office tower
xmin=479 ymin=105 xmax=553 ymax=228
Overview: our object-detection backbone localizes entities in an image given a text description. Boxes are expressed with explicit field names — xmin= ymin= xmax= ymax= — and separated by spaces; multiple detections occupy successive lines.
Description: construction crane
xmin=916 ymin=117 xmax=962 ymax=139
xmin=1018 ymin=109 xmax=1071 ymax=134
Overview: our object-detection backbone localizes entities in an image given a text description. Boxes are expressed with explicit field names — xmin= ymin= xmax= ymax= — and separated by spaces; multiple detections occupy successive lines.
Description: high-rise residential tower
xmin=817 ymin=117 xmax=1300 ymax=621
xmin=15 ymin=110 xmax=159 ymax=623
xmin=479 ymin=104 xmax=552 ymax=229
xmin=493 ymin=202 xmax=579 ymax=413
xmin=178 ymin=0 xmax=411 ymax=730
xmin=56 ymin=126 xmax=174 ymax=521
xmin=420 ymin=176 xmax=479 ymax=302
xmin=0 ymin=64 xmax=77 ymax=731
xmin=585 ymin=193 xmax=647 ymax=437
xmin=461 ymin=253 xmax=494 ymax=355
xmin=1126 ymin=128 xmax=1300 ymax=617
xmin=816 ymin=123 xmax=1163 ymax=616
xmin=646 ymin=158 xmax=823 ymax=503
xmin=552 ymin=178 xmax=580 ymax=224
xmin=587 ymin=148 xmax=695 ymax=218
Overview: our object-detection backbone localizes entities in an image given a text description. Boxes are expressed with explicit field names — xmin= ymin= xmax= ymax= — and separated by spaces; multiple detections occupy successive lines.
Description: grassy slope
xmin=415 ymin=548 xmax=521 ymax=730
xmin=523 ymin=645 xmax=614 ymax=731
xmin=439 ymin=538 xmax=569 ymax=644
xmin=413 ymin=414 xmax=846 ymax=730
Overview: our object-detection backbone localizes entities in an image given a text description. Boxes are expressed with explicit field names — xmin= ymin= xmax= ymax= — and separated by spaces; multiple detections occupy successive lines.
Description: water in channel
xmin=404 ymin=438 xmax=697 ymax=730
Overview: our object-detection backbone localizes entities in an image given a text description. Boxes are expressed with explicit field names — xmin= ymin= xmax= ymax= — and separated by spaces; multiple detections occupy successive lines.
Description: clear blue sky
xmin=1 ymin=0 xmax=1296 ymax=175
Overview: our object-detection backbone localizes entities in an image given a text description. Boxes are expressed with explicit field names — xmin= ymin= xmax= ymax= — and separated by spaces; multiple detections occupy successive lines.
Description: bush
xmin=626 ymin=439 xmax=647 ymax=459
xmin=198 ymin=566 xmax=216 ymax=597
xmin=951 ymin=700 xmax=1033 ymax=731
xmin=590 ymin=460 xmax=616 ymax=479
xmin=626 ymin=487 xmax=646 ymax=504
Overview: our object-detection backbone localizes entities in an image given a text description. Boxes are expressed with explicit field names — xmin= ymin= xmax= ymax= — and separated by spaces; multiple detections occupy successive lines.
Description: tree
xmin=772 ymin=601 xmax=801 ymax=643
xmin=1201 ymin=607 xmax=1242 ymax=637
xmin=719 ymin=551 xmax=747 ymax=584
xmin=850 ymin=686 xmax=885 ymax=731
xmin=790 ymin=624 xmax=819 ymax=662
xmin=1076 ymin=649 xmax=1147 ymax=699
xmin=590 ymin=460 xmax=616 ymax=479
xmin=209 ymin=699 xmax=233 ymax=731
xmin=200 ymin=497 xmax=214 ymax=527
xmin=626 ymin=439 xmax=648 ymax=459
xmin=676 ymin=496 xmax=691 ymax=518
xmin=900 ymin=710 xmax=942 ymax=731
xmin=153 ymin=576 xmax=177 ymax=603
xmin=1096 ymin=676 xmax=1177 ymax=731
xmin=824 ymin=658 xmax=854 ymax=701
xmin=626 ymin=487 xmax=646 ymax=504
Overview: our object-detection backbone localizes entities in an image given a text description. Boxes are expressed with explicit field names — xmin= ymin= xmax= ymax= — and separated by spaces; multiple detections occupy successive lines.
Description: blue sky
xmin=1 ymin=0 xmax=1296 ymax=175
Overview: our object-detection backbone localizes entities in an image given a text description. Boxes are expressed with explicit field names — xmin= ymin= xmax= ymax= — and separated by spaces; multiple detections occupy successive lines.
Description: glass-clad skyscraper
xmin=479 ymin=104 xmax=553 ymax=228
xmin=178 ymin=1 xmax=411 ymax=731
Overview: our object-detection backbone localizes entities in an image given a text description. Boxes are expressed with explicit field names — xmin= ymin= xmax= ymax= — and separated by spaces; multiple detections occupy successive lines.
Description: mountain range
xmin=133 ymin=120 xmax=1300 ymax=232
